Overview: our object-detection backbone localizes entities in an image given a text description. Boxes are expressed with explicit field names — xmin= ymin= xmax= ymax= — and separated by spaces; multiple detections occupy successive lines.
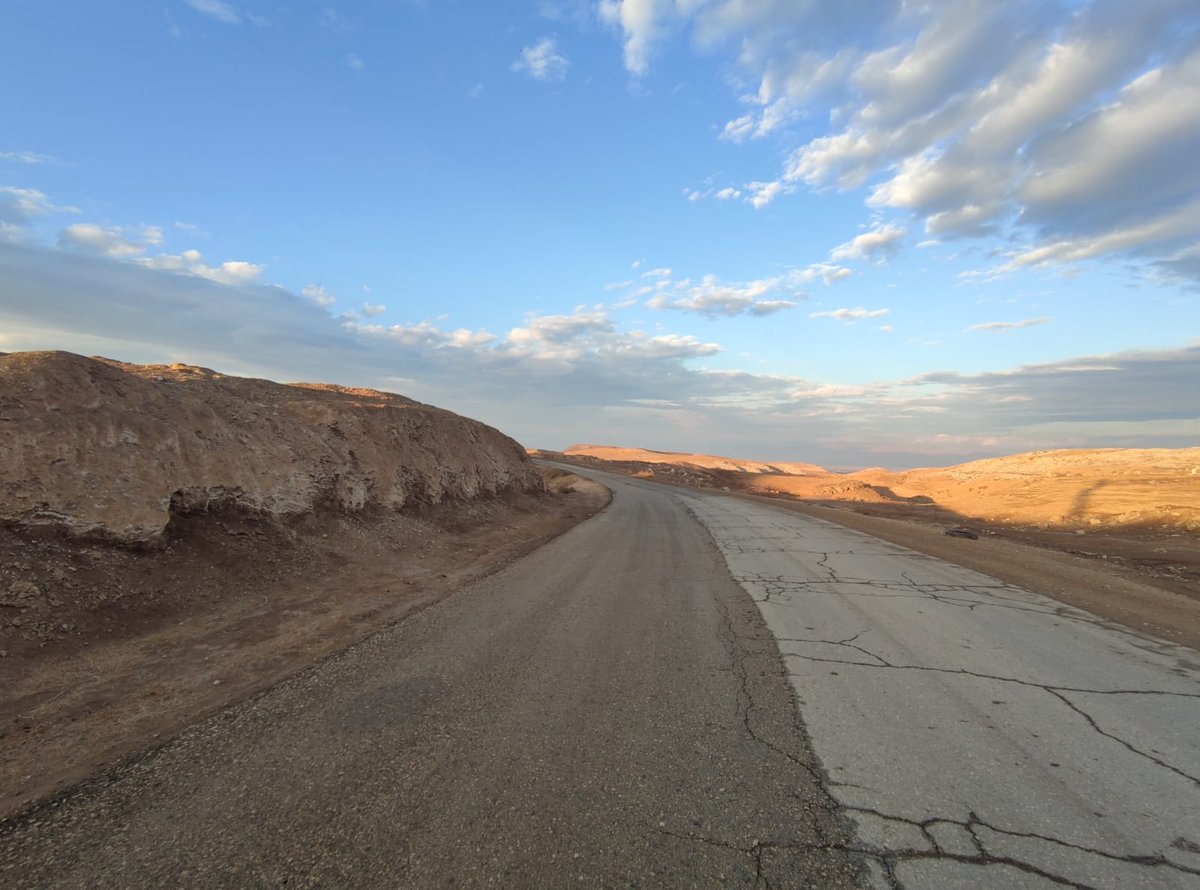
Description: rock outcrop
xmin=0 ymin=351 xmax=542 ymax=545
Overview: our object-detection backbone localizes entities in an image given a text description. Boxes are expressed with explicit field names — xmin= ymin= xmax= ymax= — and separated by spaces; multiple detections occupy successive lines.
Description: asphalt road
xmin=3 ymin=468 xmax=1198 ymax=888
xmin=0 ymin=469 xmax=861 ymax=888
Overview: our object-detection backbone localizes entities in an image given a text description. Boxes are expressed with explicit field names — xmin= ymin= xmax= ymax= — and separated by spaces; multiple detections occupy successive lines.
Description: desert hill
xmin=747 ymin=447 xmax=1200 ymax=532
xmin=0 ymin=351 xmax=542 ymax=545
xmin=559 ymin=444 xmax=827 ymax=476
xmin=543 ymin=442 xmax=1200 ymax=534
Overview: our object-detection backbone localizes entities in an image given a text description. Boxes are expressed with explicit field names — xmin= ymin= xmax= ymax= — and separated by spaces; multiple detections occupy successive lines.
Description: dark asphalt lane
xmin=0 ymin=470 xmax=861 ymax=888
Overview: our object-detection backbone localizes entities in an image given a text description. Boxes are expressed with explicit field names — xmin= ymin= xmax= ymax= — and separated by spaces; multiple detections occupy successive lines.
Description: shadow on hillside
xmin=1070 ymin=480 xmax=1110 ymax=521
xmin=865 ymin=485 xmax=935 ymax=505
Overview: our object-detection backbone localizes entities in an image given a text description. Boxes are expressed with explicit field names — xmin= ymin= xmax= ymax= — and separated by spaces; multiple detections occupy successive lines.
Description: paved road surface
xmin=0 ymin=469 xmax=860 ymax=888
xmin=3 ymin=468 xmax=1198 ymax=888
xmin=673 ymin=482 xmax=1200 ymax=889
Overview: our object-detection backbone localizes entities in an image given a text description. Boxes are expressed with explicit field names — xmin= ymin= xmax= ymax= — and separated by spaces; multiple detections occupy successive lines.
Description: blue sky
xmin=2 ymin=0 xmax=1198 ymax=468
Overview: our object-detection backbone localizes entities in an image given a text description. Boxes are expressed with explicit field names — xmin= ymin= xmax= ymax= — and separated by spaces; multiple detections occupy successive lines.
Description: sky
xmin=1 ymin=0 xmax=1198 ymax=469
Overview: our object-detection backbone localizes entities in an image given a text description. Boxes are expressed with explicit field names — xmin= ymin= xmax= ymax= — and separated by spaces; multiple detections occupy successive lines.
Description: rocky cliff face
xmin=0 ymin=351 xmax=542 ymax=545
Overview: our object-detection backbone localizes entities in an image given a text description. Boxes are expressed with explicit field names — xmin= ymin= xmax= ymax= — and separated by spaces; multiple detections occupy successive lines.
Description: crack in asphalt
xmin=773 ymin=633 xmax=1198 ymax=700
xmin=694 ymin=515 xmax=1179 ymax=647
xmin=779 ymin=638 xmax=1199 ymax=786
xmin=1046 ymin=688 xmax=1200 ymax=786
xmin=734 ymin=570 xmax=1132 ymax=627
xmin=651 ymin=798 xmax=1200 ymax=890
xmin=840 ymin=804 xmax=1200 ymax=887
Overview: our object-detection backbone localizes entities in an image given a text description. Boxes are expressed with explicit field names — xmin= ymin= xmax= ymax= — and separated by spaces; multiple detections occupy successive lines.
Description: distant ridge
xmin=553 ymin=442 xmax=1200 ymax=532
xmin=562 ymin=444 xmax=828 ymax=476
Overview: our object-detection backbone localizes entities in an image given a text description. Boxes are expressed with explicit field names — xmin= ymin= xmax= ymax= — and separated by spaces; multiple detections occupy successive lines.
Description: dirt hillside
xmin=0 ymin=351 xmax=541 ymax=545
xmin=558 ymin=444 xmax=827 ymax=476
xmin=744 ymin=447 xmax=1200 ymax=533
xmin=551 ymin=442 xmax=1200 ymax=534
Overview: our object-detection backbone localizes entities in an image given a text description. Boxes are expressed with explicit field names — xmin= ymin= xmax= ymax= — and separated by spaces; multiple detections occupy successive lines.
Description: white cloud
xmin=746 ymin=180 xmax=786 ymax=209
xmin=58 ymin=223 xmax=145 ymax=258
xmin=810 ymin=307 xmax=889 ymax=322
xmin=644 ymin=271 xmax=802 ymax=318
xmin=302 ymin=284 xmax=337 ymax=307
xmin=137 ymin=248 xmax=264 ymax=285
xmin=184 ymin=0 xmax=241 ymax=25
xmin=0 ymin=151 xmax=59 ymax=165
xmin=346 ymin=52 xmax=365 ymax=71
xmin=140 ymin=224 xmax=164 ymax=246
xmin=598 ymin=0 xmax=672 ymax=76
xmin=2 ymin=239 xmax=1195 ymax=467
xmin=617 ymin=1 xmax=1200 ymax=285
xmin=362 ymin=301 xmax=386 ymax=317
xmin=503 ymin=306 xmax=612 ymax=360
xmin=998 ymin=197 xmax=1200 ymax=274
xmin=450 ymin=328 xmax=496 ymax=348
xmin=512 ymin=38 xmax=569 ymax=81
xmin=799 ymin=262 xmax=852 ymax=286
xmin=969 ymin=317 xmax=1051 ymax=333
xmin=0 ymin=186 xmax=79 ymax=230
xmin=829 ymin=222 xmax=905 ymax=262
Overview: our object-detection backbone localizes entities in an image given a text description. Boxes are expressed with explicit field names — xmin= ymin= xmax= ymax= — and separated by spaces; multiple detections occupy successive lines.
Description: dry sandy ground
xmin=541 ymin=450 xmax=1200 ymax=652
xmin=0 ymin=471 xmax=608 ymax=821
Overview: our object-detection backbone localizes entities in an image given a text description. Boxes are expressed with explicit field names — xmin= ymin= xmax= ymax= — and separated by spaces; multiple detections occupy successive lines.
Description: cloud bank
xmin=600 ymin=0 xmax=1200 ymax=283
xmin=2 ymin=240 xmax=1194 ymax=467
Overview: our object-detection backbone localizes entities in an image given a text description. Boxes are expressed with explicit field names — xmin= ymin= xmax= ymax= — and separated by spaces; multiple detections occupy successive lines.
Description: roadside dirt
xmin=0 ymin=473 xmax=609 ymax=821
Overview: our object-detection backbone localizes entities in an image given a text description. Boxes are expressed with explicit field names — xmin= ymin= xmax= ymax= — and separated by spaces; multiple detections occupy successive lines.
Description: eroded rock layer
xmin=0 ymin=351 xmax=541 ymax=544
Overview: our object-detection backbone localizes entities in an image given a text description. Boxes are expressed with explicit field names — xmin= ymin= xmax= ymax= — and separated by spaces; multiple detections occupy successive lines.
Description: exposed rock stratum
xmin=0 ymin=351 xmax=541 ymax=545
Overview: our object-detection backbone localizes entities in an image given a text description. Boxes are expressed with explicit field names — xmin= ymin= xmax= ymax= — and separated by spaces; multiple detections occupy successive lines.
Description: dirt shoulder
xmin=0 ymin=475 xmax=609 ymax=821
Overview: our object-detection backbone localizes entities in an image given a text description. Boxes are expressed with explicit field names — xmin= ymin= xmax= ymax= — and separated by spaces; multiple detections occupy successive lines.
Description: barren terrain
xmin=538 ymin=445 xmax=1200 ymax=649
xmin=1 ymin=351 xmax=541 ymax=545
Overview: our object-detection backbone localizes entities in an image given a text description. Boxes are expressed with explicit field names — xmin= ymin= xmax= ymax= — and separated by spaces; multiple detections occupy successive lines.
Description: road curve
xmin=0 ymin=468 xmax=861 ymax=888
xmin=673 ymin=480 xmax=1200 ymax=889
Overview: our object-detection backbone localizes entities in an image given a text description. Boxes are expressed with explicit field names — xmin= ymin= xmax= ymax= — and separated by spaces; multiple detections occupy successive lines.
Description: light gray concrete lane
xmin=1 ymin=470 xmax=861 ymax=888
xmin=674 ymin=487 xmax=1200 ymax=889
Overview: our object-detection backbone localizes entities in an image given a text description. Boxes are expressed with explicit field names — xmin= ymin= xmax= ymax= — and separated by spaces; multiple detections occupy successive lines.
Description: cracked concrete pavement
xmin=0 ymin=467 xmax=862 ymax=888
xmin=675 ymin=485 xmax=1200 ymax=889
